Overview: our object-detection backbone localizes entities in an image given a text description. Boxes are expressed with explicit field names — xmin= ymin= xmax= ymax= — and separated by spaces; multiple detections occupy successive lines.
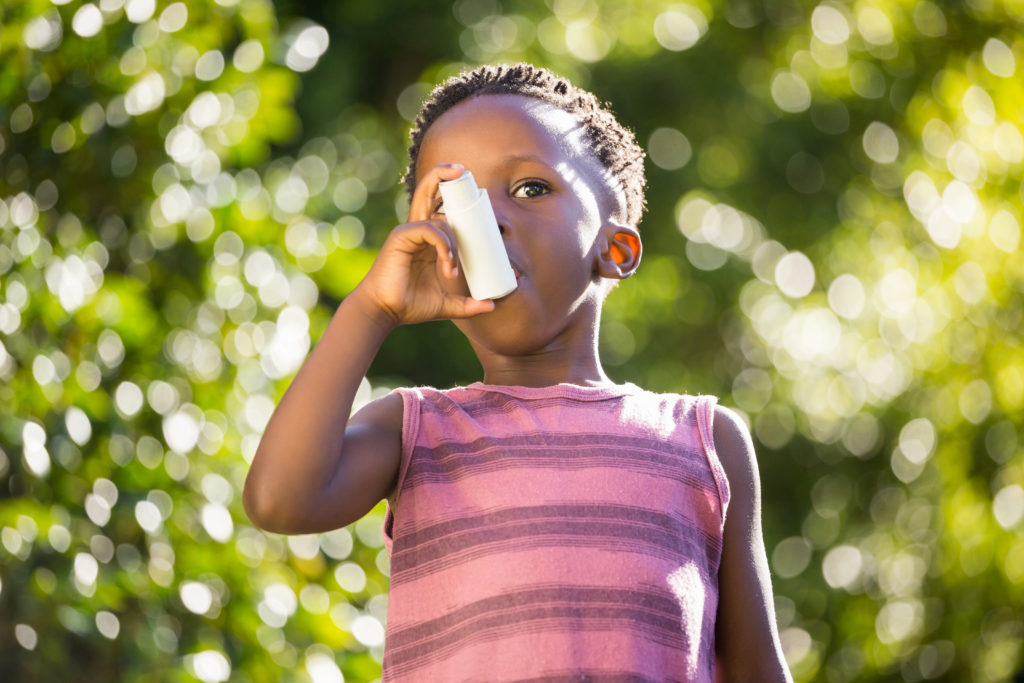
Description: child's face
xmin=416 ymin=94 xmax=624 ymax=356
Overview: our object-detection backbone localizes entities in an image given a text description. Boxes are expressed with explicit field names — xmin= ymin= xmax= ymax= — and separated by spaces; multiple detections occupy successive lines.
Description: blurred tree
xmin=2 ymin=0 xmax=1022 ymax=682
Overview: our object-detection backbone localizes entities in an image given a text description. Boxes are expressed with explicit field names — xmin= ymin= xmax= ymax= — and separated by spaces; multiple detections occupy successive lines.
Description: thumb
xmin=443 ymin=296 xmax=496 ymax=319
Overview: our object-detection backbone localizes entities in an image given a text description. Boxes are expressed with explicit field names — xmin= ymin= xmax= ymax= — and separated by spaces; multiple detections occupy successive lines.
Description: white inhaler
xmin=438 ymin=171 xmax=518 ymax=300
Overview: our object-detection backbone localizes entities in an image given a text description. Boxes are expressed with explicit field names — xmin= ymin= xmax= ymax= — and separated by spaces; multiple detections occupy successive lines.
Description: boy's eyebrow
xmin=500 ymin=153 xmax=557 ymax=169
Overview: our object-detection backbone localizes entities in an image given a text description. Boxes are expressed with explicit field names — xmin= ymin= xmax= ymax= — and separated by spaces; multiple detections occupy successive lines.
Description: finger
xmin=443 ymin=296 xmax=496 ymax=319
xmin=409 ymin=163 xmax=465 ymax=223
xmin=427 ymin=219 xmax=462 ymax=279
xmin=391 ymin=219 xmax=449 ymax=255
xmin=398 ymin=217 xmax=459 ymax=279
xmin=417 ymin=219 xmax=460 ymax=278
xmin=391 ymin=219 xmax=460 ymax=281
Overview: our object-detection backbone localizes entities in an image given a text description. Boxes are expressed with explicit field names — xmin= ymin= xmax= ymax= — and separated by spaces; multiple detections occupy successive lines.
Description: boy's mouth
xmin=509 ymin=262 xmax=525 ymax=285
xmin=492 ymin=263 xmax=523 ymax=303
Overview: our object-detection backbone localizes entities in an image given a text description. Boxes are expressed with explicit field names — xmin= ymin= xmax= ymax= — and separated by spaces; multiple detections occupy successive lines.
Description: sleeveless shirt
xmin=381 ymin=382 xmax=730 ymax=682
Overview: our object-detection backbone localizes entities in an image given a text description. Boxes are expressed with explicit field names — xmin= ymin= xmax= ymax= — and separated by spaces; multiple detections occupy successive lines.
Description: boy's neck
xmin=476 ymin=343 xmax=614 ymax=389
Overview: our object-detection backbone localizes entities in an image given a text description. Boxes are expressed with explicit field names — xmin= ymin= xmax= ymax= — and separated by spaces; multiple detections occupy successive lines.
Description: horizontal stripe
xmin=424 ymin=392 xmax=633 ymax=419
xmin=383 ymin=584 xmax=694 ymax=674
xmin=412 ymin=432 xmax=698 ymax=461
xmin=390 ymin=529 xmax=717 ymax=586
xmin=402 ymin=435 xmax=716 ymax=493
xmin=389 ymin=504 xmax=721 ymax=582
xmin=396 ymin=503 xmax=703 ymax=550
xmin=511 ymin=672 xmax=686 ymax=683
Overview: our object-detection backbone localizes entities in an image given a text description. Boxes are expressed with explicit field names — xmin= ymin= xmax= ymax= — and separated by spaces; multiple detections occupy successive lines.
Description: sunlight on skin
xmin=520 ymin=98 xmax=628 ymax=224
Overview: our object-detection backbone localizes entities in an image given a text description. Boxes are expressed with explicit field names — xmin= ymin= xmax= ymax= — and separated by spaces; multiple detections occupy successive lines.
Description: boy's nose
xmin=487 ymin=191 xmax=512 ymax=236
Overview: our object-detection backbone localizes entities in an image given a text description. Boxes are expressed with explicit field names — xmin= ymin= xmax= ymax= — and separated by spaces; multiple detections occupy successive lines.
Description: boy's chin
xmin=454 ymin=317 xmax=557 ymax=358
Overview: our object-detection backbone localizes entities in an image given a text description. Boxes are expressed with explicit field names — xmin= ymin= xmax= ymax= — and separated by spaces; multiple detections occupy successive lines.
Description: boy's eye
xmin=512 ymin=180 xmax=549 ymax=199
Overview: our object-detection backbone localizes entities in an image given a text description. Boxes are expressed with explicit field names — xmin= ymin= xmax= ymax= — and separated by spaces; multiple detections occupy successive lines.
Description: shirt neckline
xmin=463 ymin=381 xmax=643 ymax=401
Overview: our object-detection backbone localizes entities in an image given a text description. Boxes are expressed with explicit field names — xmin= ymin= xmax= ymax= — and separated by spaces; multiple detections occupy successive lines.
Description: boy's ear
xmin=596 ymin=224 xmax=642 ymax=280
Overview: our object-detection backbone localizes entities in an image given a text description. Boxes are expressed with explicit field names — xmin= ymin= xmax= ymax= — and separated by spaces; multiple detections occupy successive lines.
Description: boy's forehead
xmin=418 ymin=95 xmax=619 ymax=198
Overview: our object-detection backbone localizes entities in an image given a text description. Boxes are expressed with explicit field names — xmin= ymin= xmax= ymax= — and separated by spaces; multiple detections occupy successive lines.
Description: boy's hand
xmin=351 ymin=163 xmax=495 ymax=329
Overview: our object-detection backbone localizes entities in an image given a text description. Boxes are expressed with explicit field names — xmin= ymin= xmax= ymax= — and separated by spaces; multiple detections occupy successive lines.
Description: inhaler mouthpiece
xmin=438 ymin=171 xmax=518 ymax=301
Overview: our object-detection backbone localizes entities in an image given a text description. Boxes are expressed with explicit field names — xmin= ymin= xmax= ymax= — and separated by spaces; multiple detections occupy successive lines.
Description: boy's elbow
xmin=242 ymin=473 xmax=294 ymax=533
xmin=243 ymin=471 xmax=361 ymax=535
xmin=242 ymin=476 xmax=274 ymax=531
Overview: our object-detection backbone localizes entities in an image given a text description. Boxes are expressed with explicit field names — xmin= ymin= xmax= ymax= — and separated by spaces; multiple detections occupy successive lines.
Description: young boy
xmin=244 ymin=63 xmax=791 ymax=682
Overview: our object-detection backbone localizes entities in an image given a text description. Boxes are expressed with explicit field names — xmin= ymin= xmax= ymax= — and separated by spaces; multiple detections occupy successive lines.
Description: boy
xmin=244 ymin=63 xmax=790 ymax=682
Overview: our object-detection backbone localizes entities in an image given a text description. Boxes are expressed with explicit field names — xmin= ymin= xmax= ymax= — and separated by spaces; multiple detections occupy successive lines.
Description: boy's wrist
xmin=343 ymin=285 xmax=401 ymax=335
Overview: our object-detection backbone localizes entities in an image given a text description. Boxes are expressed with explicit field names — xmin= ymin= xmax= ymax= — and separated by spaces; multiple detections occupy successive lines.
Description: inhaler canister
xmin=438 ymin=171 xmax=518 ymax=300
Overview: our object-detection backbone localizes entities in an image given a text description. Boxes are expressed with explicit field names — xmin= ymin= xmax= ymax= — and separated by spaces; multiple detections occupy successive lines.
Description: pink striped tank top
xmin=382 ymin=382 xmax=730 ymax=682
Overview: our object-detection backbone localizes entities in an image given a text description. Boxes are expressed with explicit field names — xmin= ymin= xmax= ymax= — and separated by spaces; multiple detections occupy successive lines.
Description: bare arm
xmin=712 ymin=405 xmax=792 ymax=682
xmin=243 ymin=163 xmax=493 ymax=534
xmin=242 ymin=293 xmax=399 ymax=534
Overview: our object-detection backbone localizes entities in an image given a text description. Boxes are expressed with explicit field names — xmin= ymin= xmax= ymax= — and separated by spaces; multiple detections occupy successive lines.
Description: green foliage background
xmin=2 ymin=0 xmax=1022 ymax=681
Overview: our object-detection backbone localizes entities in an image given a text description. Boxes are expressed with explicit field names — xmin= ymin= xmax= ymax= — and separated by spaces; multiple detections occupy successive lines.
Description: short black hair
xmin=403 ymin=63 xmax=646 ymax=226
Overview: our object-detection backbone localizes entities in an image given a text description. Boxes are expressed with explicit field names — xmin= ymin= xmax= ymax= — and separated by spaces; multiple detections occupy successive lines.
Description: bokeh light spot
xmin=95 ymin=610 xmax=120 ymax=639
xmin=125 ymin=0 xmax=156 ymax=24
xmin=565 ymin=20 xmax=613 ymax=62
xmin=898 ymin=418 xmax=936 ymax=464
xmin=195 ymin=51 xmax=225 ymax=82
xmin=233 ymin=39 xmax=265 ymax=73
xmin=994 ymin=122 xmax=1023 ymax=164
xmin=332 ymin=177 xmax=367 ymax=212
xmin=962 ymin=85 xmax=995 ymax=126
xmin=771 ymin=72 xmax=812 ymax=113
xmin=988 ymin=210 xmax=1020 ymax=252
xmin=23 ymin=12 xmax=63 ymax=52
xmin=774 ymin=252 xmax=815 ymax=298
xmin=190 ymin=650 xmax=231 ymax=683
xmin=286 ymin=24 xmax=330 ymax=72
xmin=827 ymin=274 xmax=865 ymax=319
xmin=352 ymin=615 xmax=385 ymax=647
xmin=158 ymin=3 xmax=188 ymax=33
xmin=772 ymin=536 xmax=813 ymax=578
xmin=15 ymin=623 xmax=38 ymax=650
xmin=334 ymin=562 xmax=367 ymax=593
xmin=22 ymin=421 xmax=51 ymax=477
xmin=959 ymin=379 xmax=992 ymax=424
xmin=181 ymin=581 xmax=214 ymax=614
xmin=163 ymin=409 xmax=200 ymax=453
xmin=822 ymin=544 xmax=862 ymax=589
xmin=913 ymin=1 xmax=947 ymax=36
xmin=648 ymin=127 xmax=692 ymax=170
xmin=862 ymin=122 xmax=899 ymax=163
xmin=201 ymin=503 xmax=234 ymax=542
xmin=877 ymin=268 xmax=916 ymax=315
xmin=653 ymin=5 xmax=707 ymax=52
xmin=993 ymin=485 xmax=1024 ymax=530
xmin=982 ymin=38 xmax=1015 ymax=78
xmin=780 ymin=627 xmax=813 ymax=670
xmin=124 ymin=73 xmax=166 ymax=115
xmin=305 ymin=652 xmax=344 ymax=682
xmin=857 ymin=7 xmax=893 ymax=45
xmin=953 ymin=261 xmax=988 ymax=304
xmin=72 ymin=4 xmax=104 ymax=37
xmin=811 ymin=5 xmax=849 ymax=45
xmin=876 ymin=599 xmax=922 ymax=645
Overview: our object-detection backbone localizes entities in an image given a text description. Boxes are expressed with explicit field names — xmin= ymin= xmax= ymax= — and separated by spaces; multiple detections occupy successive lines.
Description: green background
xmin=2 ymin=0 xmax=1023 ymax=680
